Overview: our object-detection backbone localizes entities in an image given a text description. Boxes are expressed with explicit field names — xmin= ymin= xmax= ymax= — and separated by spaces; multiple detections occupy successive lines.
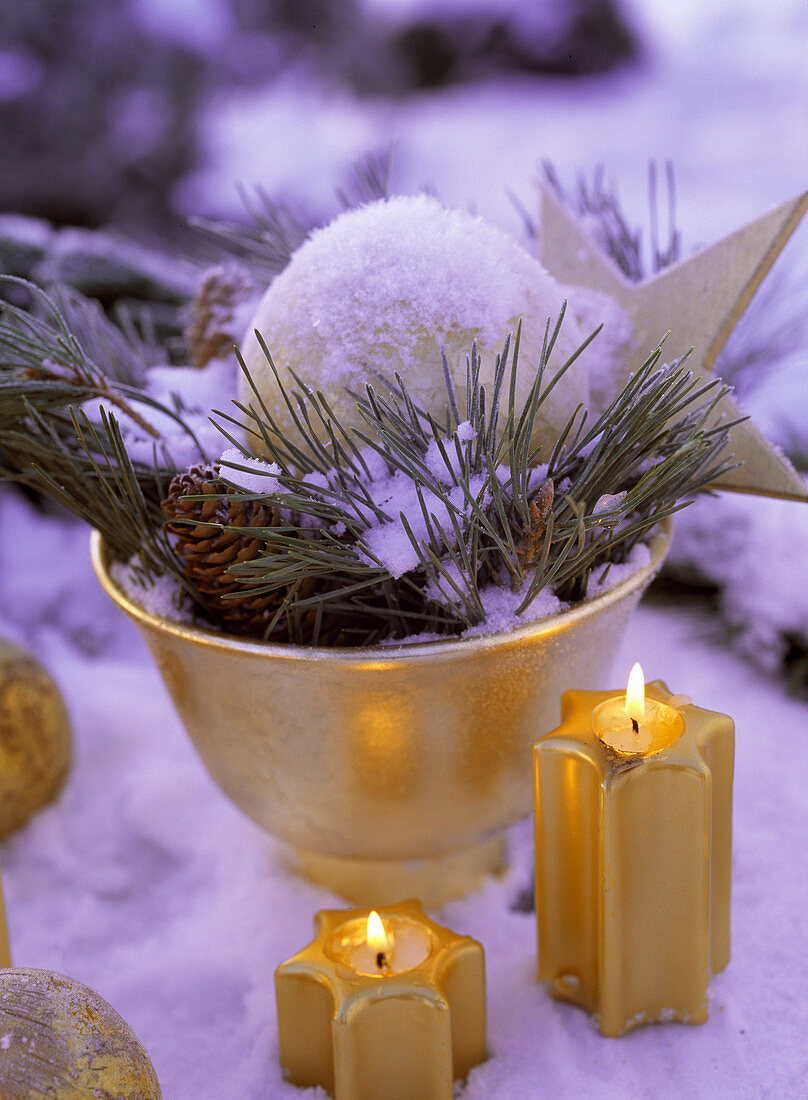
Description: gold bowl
xmin=91 ymin=523 xmax=671 ymax=906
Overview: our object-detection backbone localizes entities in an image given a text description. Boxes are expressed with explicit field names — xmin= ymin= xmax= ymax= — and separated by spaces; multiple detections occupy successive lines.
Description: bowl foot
xmin=291 ymin=834 xmax=508 ymax=908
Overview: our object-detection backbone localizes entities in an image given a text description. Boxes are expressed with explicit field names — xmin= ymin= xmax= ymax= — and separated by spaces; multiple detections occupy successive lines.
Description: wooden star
xmin=539 ymin=184 xmax=808 ymax=501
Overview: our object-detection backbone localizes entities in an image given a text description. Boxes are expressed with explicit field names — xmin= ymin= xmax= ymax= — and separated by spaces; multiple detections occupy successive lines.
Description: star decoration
xmin=539 ymin=184 xmax=808 ymax=501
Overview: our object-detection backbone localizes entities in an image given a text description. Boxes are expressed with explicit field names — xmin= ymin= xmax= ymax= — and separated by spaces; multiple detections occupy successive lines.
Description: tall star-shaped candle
xmin=540 ymin=185 xmax=808 ymax=501
xmin=533 ymin=670 xmax=734 ymax=1036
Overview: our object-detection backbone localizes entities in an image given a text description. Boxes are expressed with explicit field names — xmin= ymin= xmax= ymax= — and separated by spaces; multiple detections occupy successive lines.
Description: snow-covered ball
xmin=240 ymin=195 xmax=591 ymax=453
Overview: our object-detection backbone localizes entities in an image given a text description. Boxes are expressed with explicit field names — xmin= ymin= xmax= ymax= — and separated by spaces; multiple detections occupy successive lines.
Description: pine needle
xmin=204 ymin=317 xmax=735 ymax=643
xmin=0 ymin=172 xmax=741 ymax=647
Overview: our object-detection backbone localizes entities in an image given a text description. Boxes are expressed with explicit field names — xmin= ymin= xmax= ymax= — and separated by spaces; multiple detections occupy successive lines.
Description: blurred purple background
xmin=1 ymin=0 xmax=804 ymax=242
xmin=0 ymin=0 xmax=638 ymax=236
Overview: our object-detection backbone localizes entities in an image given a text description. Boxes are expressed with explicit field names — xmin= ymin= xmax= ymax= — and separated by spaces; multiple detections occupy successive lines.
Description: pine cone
xmin=162 ymin=464 xmax=279 ymax=636
xmin=161 ymin=465 xmax=342 ymax=643
xmin=185 ymin=264 xmax=253 ymax=369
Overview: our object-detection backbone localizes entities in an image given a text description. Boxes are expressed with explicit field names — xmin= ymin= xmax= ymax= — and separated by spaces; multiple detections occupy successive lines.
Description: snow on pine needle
xmin=0 ymin=272 xmax=735 ymax=647
xmin=203 ymin=310 xmax=736 ymax=645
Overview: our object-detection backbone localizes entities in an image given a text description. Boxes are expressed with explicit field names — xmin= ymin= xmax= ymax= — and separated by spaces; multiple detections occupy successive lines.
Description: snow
xmin=3 ymin=517 xmax=807 ymax=1098
xmin=358 ymin=460 xmax=488 ymax=579
xmin=592 ymin=491 xmax=628 ymax=516
xmin=239 ymin=194 xmax=594 ymax=456
xmin=110 ymin=559 xmax=194 ymax=625
xmin=586 ymin=540 xmax=651 ymax=599
xmin=462 ymin=581 xmax=563 ymax=637
xmin=113 ymin=358 xmax=237 ymax=469
xmin=667 ymin=490 xmax=808 ymax=674
xmin=3 ymin=1 xmax=808 ymax=1097
xmin=218 ymin=449 xmax=283 ymax=495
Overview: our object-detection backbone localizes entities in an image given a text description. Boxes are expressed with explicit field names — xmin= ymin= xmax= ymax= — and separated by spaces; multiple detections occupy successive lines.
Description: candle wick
xmin=631 ymin=717 xmax=639 ymax=734
xmin=376 ymin=951 xmax=389 ymax=972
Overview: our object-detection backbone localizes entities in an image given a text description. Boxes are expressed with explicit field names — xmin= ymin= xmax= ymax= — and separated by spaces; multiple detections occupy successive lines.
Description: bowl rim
xmin=90 ymin=518 xmax=672 ymax=666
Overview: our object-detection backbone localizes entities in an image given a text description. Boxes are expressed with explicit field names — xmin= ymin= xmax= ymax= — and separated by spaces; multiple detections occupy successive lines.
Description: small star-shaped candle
xmin=533 ymin=667 xmax=734 ymax=1037
xmin=540 ymin=184 xmax=808 ymax=501
xmin=275 ymin=899 xmax=486 ymax=1098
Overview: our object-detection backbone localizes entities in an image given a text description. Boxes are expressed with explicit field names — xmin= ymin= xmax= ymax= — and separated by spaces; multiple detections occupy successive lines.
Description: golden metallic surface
xmin=534 ymin=680 xmax=734 ymax=1036
xmin=92 ymin=522 xmax=671 ymax=904
xmin=0 ymin=640 xmax=72 ymax=839
xmin=0 ymin=968 xmax=162 ymax=1100
xmin=540 ymin=185 xmax=808 ymax=501
xmin=275 ymin=899 xmax=486 ymax=1099
xmin=292 ymin=834 xmax=507 ymax=909
xmin=0 ymin=867 xmax=10 ymax=967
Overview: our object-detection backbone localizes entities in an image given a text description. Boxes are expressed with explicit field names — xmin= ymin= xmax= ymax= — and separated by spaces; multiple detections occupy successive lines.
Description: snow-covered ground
xmin=2 ymin=0 xmax=808 ymax=1097
xmin=3 ymin=490 xmax=807 ymax=1099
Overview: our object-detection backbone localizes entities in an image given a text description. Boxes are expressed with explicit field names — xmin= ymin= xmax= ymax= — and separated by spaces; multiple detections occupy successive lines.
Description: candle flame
xmin=366 ymin=910 xmax=391 ymax=954
xmin=625 ymin=662 xmax=645 ymax=723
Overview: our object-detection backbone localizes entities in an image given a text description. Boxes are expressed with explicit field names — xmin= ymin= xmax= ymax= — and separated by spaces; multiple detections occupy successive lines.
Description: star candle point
xmin=539 ymin=184 xmax=808 ymax=501
xmin=279 ymin=899 xmax=477 ymax=1001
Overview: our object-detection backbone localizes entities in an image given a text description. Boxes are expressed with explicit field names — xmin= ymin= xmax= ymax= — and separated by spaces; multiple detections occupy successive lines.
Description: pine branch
xmin=0 ymin=177 xmax=741 ymax=648
xmin=4 ymin=399 xmax=193 ymax=593
xmin=203 ymin=315 xmax=734 ymax=644
xmin=190 ymin=151 xmax=396 ymax=280
xmin=335 ymin=148 xmax=395 ymax=210
xmin=190 ymin=188 xmax=314 ymax=278
xmin=0 ymin=277 xmax=208 ymax=579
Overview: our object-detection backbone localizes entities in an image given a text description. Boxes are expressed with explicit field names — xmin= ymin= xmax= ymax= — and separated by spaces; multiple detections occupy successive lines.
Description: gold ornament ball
xmin=0 ymin=968 xmax=162 ymax=1100
xmin=240 ymin=194 xmax=590 ymax=455
xmin=0 ymin=639 xmax=72 ymax=838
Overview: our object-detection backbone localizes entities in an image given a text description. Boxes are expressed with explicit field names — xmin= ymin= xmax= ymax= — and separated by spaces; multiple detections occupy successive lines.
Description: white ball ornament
xmin=239 ymin=195 xmax=592 ymax=454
